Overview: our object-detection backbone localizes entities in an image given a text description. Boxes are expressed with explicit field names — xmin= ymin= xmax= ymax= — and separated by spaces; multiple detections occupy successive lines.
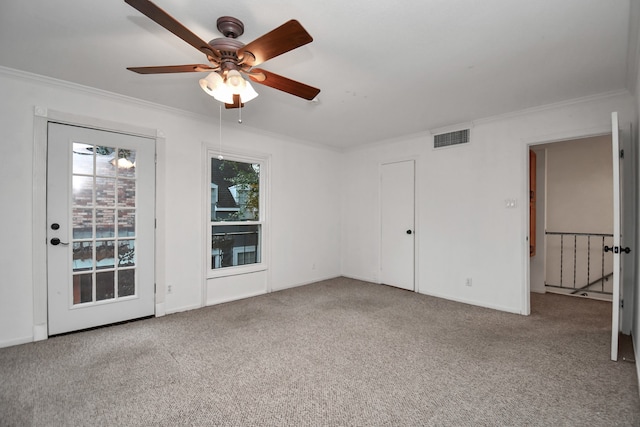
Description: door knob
xmin=50 ymin=238 xmax=69 ymax=246
xmin=406 ymin=230 xmax=412 ymax=235
xmin=605 ymin=245 xmax=632 ymax=254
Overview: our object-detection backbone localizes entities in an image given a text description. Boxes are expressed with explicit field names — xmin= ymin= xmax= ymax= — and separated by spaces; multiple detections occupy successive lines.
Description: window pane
xmin=96 ymin=271 xmax=115 ymax=301
xmin=118 ymin=210 xmax=136 ymax=237
xmin=72 ymin=176 xmax=93 ymax=207
xmin=211 ymin=224 xmax=260 ymax=269
xmin=117 ymin=179 xmax=136 ymax=207
xmin=73 ymin=208 xmax=93 ymax=239
xmin=118 ymin=269 xmax=135 ymax=297
xmin=73 ymin=241 xmax=93 ymax=272
xmin=118 ymin=240 xmax=136 ymax=267
xmin=96 ymin=177 xmax=116 ymax=207
xmin=96 ymin=209 xmax=115 ymax=238
xmin=72 ymin=143 xmax=94 ymax=175
xmin=211 ymin=159 xmax=259 ymax=221
xmin=73 ymin=274 xmax=93 ymax=304
xmin=95 ymin=146 xmax=116 ymax=177
xmin=96 ymin=240 xmax=115 ymax=269
xmin=116 ymin=149 xmax=136 ymax=179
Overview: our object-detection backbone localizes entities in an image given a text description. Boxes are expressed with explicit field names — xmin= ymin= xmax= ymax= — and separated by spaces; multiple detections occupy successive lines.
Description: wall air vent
xmin=433 ymin=129 xmax=470 ymax=149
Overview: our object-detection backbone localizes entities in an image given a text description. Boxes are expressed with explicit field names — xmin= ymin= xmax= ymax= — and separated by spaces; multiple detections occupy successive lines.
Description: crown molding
xmin=0 ymin=65 xmax=209 ymax=120
xmin=471 ymin=89 xmax=632 ymax=127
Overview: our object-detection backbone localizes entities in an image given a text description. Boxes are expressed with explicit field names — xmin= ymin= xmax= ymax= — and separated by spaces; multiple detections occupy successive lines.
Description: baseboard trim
xmin=164 ymin=303 xmax=202 ymax=315
xmin=271 ymin=275 xmax=342 ymax=292
xmin=0 ymin=335 xmax=33 ymax=349
xmin=206 ymin=290 xmax=267 ymax=306
xmin=418 ymin=289 xmax=523 ymax=315
xmin=340 ymin=273 xmax=378 ymax=284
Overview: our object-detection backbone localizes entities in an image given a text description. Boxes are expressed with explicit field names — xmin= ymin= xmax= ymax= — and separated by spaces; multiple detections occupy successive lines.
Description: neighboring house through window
xmin=209 ymin=155 xmax=264 ymax=273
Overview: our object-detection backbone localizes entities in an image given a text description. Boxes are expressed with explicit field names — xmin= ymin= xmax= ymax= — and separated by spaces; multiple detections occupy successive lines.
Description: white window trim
xmin=203 ymin=145 xmax=270 ymax=280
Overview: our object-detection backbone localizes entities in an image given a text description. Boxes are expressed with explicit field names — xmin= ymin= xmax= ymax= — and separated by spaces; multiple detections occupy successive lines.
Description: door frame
xmin=378 ymin=156 xmax=420 ymax=293
xmin=32 ymin=107 xmax=165 ymax=340
xmin=522 ymin=116 xmax=636 ymax=338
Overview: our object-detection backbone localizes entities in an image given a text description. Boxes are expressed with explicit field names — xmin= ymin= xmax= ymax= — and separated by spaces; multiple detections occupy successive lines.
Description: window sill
xmin=207 ymin=263 xmax=268 ymax=279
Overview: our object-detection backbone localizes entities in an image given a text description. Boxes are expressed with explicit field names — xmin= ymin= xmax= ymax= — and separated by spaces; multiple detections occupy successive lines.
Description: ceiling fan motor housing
xmin=208 ymin=37 xmax=247 ymax=73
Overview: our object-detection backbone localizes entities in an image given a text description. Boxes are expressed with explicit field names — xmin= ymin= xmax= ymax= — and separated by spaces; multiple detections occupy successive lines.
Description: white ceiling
xmin=0 ymin=1 xmax=635 ymax=149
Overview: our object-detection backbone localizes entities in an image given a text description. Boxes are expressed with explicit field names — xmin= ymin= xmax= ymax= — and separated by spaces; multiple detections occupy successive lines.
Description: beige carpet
xmin=1 ymin=277 xmax=638 ymax=426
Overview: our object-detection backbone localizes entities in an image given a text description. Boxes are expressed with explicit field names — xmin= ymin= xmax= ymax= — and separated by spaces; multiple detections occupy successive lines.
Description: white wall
xmin=0 ymin=68 xmax=341 ymax=348
xmin=341 ymin=91 xmax=636 ymax=314
xmin=545 ymin=136 xmax=613 ymax=234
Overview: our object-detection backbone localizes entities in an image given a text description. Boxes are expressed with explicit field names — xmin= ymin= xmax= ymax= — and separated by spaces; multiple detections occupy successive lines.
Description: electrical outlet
xmin=465 ymin=278 xmax=472 ymax=287
xmin=167 ymin=285 xmax=172 ymax=294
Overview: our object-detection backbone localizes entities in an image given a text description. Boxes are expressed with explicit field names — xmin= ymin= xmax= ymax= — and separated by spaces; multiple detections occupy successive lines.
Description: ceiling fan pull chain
xmin=218 ymin=104 xmax=224 ymax=160
xmin=238 ymin=104 xmax=242 ymax=124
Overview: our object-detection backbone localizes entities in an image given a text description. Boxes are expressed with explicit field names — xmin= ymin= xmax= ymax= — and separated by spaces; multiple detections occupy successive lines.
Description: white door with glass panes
xmin=47 ymin=123 xmax=155 ymax=335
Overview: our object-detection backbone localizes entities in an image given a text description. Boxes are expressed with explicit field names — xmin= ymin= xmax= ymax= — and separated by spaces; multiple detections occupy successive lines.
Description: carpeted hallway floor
xmin=1 ymin=277 xmax=638 ymax=426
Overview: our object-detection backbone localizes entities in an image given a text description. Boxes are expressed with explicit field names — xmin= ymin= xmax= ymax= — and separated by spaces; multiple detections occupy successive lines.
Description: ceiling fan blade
xmin=225 ymin=94 xmax=244 ymax=109
xmin=127 ymin=64 xmax=216 ymax=74
xmin=238 ymin=20 xmax=312 ymax=67
xmin=125 ymin=0 xmax=218 ymax=58
xmin=248 ymin=68 xmax=320 ymax=100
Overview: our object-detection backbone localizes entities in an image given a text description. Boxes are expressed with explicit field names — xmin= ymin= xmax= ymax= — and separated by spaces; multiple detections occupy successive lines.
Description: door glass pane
xmin=73 ymin=242 xmax=93 ymax=272
xmin=95 ymin=146 xmax=116 ymax=177
xmin=96 ymin=271 xmax=115 ymax=301
xmin=96 ymin=209 xmax=115 ymax=238
xmin=72 ymin=143 xmax=94 ymax=175
xmin=73 ymin=274 xmax=93 ymax=304
xmin=117 ymin=179 xmax=136 ymax=207
xmin=72 ymin=176 xmax=93 ymax=206
xmin=96 ymin=177 xmax=116 ymax=207
xmin=73 ymin=208 xmax=93 ymax=239
xmin=96 ymin=241 xmax=115 ymax=269
xmin=116 ymin=149 xmax=136 ymax=179
xmin=118 ymin=240 xmax=136 ymax=267
xmin=118 ymin=210 xmax=135 ymax=237
xmin=118 ymin=270 xmax=135 ymax=297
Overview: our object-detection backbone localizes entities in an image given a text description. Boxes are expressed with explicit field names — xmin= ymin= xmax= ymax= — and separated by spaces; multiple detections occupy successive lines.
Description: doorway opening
xmin=529 ymin=135 xmax=614 ymax=302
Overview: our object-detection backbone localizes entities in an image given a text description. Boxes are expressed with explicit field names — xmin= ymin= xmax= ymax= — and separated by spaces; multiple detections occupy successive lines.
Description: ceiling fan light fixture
xmin=200 ymin=72 xmax=234 ymax=104
xmin=239 ymin=80 xmax=259 ymax=103
xmin=226 ymin=69 xmax=246 ymax=94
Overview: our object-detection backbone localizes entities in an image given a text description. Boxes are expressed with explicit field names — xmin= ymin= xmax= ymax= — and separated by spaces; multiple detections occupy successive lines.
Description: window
xmin=209 ymin=156 xmax=264 ymax=272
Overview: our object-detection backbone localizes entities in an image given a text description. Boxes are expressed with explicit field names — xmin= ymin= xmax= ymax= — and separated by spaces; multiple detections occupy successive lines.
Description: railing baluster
xmin=544 ymin=231 xmax=613 ymax=297
xmin=560 ymin=235 xmax=564 ymax=288
xmin=573 ymin=234 xmax=577 ymax=290
xmin=601 ymin=236 xmax=605 ymax=293
xmin=587 ymin=235 xmax=591 ymax=288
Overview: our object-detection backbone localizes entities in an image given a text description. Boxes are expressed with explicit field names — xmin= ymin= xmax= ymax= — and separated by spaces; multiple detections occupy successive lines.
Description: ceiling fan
xmin=124 ymin=0 xmax=320 ymax=108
